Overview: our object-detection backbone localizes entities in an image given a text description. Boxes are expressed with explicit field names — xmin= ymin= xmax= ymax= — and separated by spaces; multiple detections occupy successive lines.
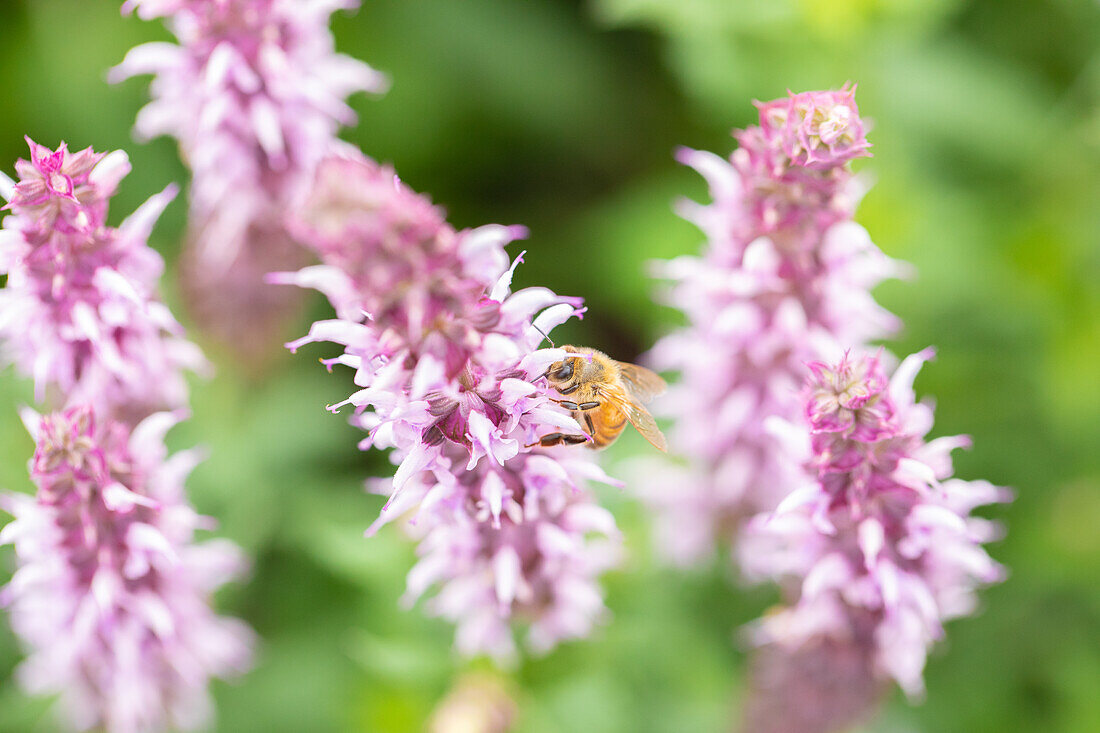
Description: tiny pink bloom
xmin=804 ymin=351 xmax=892 ymax=440
xmin=758 ymin=86 xmax=871 ymax=170
xmin=5 ymin=137 xmax=106 ymax=233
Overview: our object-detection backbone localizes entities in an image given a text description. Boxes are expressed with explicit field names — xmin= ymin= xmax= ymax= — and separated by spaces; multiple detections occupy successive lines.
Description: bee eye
xmin=554 ymin=361 xmax=574 ymax=381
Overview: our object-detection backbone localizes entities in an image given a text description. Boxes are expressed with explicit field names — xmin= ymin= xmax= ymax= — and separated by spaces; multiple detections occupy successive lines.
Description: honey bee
xmin=528 ymin=346 xmax=668 ymax=452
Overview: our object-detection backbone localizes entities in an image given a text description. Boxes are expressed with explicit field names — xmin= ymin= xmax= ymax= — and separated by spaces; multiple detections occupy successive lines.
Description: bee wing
xmin=615 ymin=361 xmax=667 ymax=404
xmin=618 ymin=394 xmax=668 ymax=453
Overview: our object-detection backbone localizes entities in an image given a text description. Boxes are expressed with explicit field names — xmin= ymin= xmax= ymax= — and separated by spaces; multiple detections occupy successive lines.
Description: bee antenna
xmin=532 ymin=323 xmax=555 ymax=348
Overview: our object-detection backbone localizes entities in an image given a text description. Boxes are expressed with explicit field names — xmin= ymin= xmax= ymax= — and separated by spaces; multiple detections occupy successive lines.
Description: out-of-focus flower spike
xmin=428 ymin=672 xmax=518 ymax=733
xmin=114 ymin=0 xmax=387 ymax=368
xmin=1 ymin=405 xmax=253 ymax=733
xmin=740 ymin=637 xmax=883 ymax=733
xmin=644 ymin=88 xmax=904 ymax=566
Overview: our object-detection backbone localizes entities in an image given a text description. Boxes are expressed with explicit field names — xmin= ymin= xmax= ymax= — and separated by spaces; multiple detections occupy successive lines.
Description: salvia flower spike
xmin=275 ymin=151 xmax=623 ymax=659
xmin=0 ymin=137 xmax=204 ymax=422
xmin=2 ymin=137 xmax=254 ymax=732
xmin=1 ymin=405 xmax=254 ymax=733
xmin=739 ymin=351 xmax=1009 ymax=720
xmin=642 ymin=87 xmax=906 ymax=565
xmin=112 ymin=0 xmax=387 ymax=363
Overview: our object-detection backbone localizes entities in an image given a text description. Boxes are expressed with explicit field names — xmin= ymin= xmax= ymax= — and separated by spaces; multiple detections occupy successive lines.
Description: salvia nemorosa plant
xmin=0 ymin=3 xmax=1011 ymax=728
xmin=112 ymin=0 xmax=386 ymax=366
xmin=642 ymin=87 xmax=908 ymax=565
xmin=274 ymin=151 xmax=623 ymax=659
xmin=0 ymin=138 xmax=253 ymax=733
xmin=645 ymin=89 xmax=1009 ymax=731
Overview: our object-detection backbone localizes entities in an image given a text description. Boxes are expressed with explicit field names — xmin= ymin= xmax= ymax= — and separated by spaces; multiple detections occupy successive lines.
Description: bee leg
xmin=550 ymin=399 xmax=601 ymax=411
xmin=525 ymin=433 xmax=591 ymax=449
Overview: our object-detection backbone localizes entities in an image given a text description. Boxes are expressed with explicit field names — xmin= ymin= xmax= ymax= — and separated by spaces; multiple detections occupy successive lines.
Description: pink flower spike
xmin=741 ymin=351 xmax=1009 ymax=702
xmin=282 ymin=147 xmax=622 ymax=658
xmin=643 ymin=87 xmax=903 ymax=566
xmin=113 ymin=0 xmax=389 ymax=366
xmin=0 ymin=139 xmax=203 ymax=423
xmin=1 ymin=405 xmax=253 ymax=733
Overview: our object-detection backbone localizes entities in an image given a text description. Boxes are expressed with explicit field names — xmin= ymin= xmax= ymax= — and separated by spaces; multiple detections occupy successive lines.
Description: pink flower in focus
xmin=0 ymin=138 xmax=205 ymax=421
xmin=757 ymin=86 xmax=870 ymax=170
xmin=5 ymin=137 xmax=104 ymax=232
xmin=805 ymin=351 xmax=892 ymax=441
xmin=389 ymin=449 xmax=622 ymax=659
xmin=640 ymin=89 xmax=904 ymax=565
xmin=111 ymin=0 xmax=387 ymax=364
xmin=740 ymin=351 xmax=1010 ymax=707
xmin=0 ymin=406 xmax=253 ymax=733
xmin=276 ymin=151 xmax=622 ymax=657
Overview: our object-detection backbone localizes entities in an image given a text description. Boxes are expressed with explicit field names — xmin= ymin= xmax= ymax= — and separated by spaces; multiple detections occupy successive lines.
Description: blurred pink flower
xmin=275 ymin=151 xmax=622 ymax=658
xmin=0 ymin=138 xmax=205 ymax=421
xmin=428 ymin=673 xmax=518 ymax=733
xmin=740 ymin=350 xmax=1010 ymax=704
xmin=740 ymin=636 xmax=882 ymax=733
xmin=640 ymin=88 xmax=905 ymax=565
xmin=111 ymin=0 xmax=387 ymax=365
xmin=1 ymin=405 xmax=253 ymax=733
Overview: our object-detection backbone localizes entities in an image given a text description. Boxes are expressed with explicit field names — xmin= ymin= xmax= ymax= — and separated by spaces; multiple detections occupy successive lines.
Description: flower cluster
xmin=1 ymin=138 xmax=253 ymax=732
xmin=755 ymin=87 xmax=870 ymax=171
xmin=0 ymin=137 xmax=204 ymax=422
xmin=112 ymin=0 xmax=387 ymax=363
xmin=1 ymin=406 xmax=253 ymax=733
xmin=642 ymin=88 xmax=905 ymax=565
xmin=275 ymin=152 xmax=622 ymax=657
xmin=739 ymin=351 xmax=1009 ymax=707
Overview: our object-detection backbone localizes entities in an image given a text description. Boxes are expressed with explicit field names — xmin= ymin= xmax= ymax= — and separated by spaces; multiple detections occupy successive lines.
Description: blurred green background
xmin=1 ymin=0 xmax=1099 ymax=731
